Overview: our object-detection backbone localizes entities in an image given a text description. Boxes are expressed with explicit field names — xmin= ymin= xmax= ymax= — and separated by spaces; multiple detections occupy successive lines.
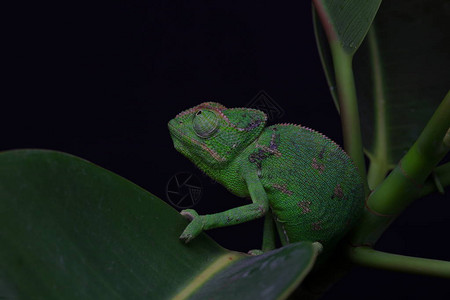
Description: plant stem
xmin=352 ymin=90 xmax=450 ymax=246
xmin=348 ymin=246 xmax=450 ymax=279
xmin=366 ymin=28 xmax=392 ymax=190
xmin=312 ymin=7 xmax=340 ymax=114
xmin=418 ymin=162 xmax=450 ymax=198
xmin=367 ymin=159 xmax=390 ymax=192
xmin=330 ymin=41 xmax=369 ymax=195
xmin=370 ymin=91 xmax=450 ymax=215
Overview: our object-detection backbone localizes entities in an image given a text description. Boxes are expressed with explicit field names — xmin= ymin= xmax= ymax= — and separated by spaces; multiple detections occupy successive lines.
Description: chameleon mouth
xmin=168 ymin=120 xmax=182 ymax=140
xmin=168 ymin=121 xmax=187 ymax=151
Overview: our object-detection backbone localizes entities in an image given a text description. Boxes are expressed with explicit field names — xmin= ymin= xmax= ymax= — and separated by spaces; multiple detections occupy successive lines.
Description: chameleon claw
xmin=179 ymin=233 xmax=193 ymax=243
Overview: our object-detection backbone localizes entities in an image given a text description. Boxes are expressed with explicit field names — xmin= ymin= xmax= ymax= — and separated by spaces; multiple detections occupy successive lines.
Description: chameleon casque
xmin=168 ymin=102 xmax=364 ymax=255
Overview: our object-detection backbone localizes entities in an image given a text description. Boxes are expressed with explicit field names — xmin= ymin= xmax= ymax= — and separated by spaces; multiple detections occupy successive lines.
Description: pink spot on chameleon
xmin=297 ymin=200 xmax=312 ymax=214
xmin=332 ymin=184 xmax=344 ymax=199
xmin=311 ymin=221 xmax=322 ymax=231
xmin=272 ymin=183 xmax=293 ymax=196
xmin=311 ymin=158 xmax=325 ymax=174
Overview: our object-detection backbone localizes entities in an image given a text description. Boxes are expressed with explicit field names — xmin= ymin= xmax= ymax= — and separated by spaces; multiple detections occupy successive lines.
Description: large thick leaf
xmin=315 ymin=0 xmax=450 ymax=185
xmin=312 ymin=0 xmax=381 ymax=55
xmin=0 ymin=149 xmax=319 ymax=299
xmin=354 ymin=0 xmax=450 ymax=167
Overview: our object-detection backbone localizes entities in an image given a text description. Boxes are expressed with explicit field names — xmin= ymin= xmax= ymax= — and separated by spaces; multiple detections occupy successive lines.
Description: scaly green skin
xmin=168 ymin=102 xmax=364 ymax=254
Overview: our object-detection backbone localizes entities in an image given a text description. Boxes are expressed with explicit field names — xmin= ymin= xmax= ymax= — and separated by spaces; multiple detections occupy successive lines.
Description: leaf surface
xmin=314 ymin=0 xmax=450 ymax=186
xmin=313 ymin=0 xmax=381 ymax=55
xmin=354 ymin=0 xmax=450 ymax=166
xmin=0 ymin=150 xmax=319 ymax=299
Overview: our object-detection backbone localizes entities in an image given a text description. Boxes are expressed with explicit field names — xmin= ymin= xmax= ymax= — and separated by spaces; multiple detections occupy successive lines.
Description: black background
xmin=3 ymin=1 xmax=449 ymax=299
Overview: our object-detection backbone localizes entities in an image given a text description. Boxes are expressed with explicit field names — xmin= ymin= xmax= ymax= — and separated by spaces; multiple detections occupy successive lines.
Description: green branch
xmin=348 ymin=246 xmax=450 ymax=279
xmin=329 ymin=41 xmax=369 ymax=195
xmin=352 ymin=90 xmax=450 ymax=246
xmin=366 ymin=28 xmax=392 ymax=189
xmin=418 ymin=162 xmax=450 ymax=198
xmin=369 ymin=90 xmax=450 ymax=215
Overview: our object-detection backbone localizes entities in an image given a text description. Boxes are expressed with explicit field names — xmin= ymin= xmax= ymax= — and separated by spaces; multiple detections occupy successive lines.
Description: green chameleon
xmin=168 ymin=102 xmax=364 ymax=255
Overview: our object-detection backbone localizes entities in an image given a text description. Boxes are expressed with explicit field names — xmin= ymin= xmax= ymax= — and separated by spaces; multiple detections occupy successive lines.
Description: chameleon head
xmin=168 ymin=102 xmax=267 ymax=168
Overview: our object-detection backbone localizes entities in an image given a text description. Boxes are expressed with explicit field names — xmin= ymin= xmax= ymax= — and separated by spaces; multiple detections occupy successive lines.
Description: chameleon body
xmin=168 ymin=102 xmax=364 ymax=254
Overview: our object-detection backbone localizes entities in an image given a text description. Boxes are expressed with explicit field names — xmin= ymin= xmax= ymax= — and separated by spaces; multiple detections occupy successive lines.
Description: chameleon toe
xmin=179 ymin=233 xmax=192 ymax=243
xmin=180 ymin=209 xmax=198 ymax=221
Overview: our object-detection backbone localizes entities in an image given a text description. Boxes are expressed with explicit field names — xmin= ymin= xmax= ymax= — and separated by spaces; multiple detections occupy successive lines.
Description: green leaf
xmin=188 ymin=242 xmax=319 ymax=300
xmin=314 ymin=0 xmax=450 ymax=188
xmin=312 ymin=0 xmax=381 ymax=110
xmin=0 ymin=149 xmax=319 ymax=299
xmin=312 ymin=0 xmax=381 ymax=55
xmin=353 ymin=0 xmax=450 ymax=187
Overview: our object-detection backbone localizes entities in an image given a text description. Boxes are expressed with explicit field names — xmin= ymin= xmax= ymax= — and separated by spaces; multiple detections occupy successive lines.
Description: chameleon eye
xmin=193 ymin=110 xmax=219 ymax=138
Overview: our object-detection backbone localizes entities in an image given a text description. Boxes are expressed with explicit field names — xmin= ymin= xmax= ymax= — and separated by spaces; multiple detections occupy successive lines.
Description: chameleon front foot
xmin=179 ymin=209 xmax=204 ymax=243
xmin=248 ymin=249 xmax=264 ymax=256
